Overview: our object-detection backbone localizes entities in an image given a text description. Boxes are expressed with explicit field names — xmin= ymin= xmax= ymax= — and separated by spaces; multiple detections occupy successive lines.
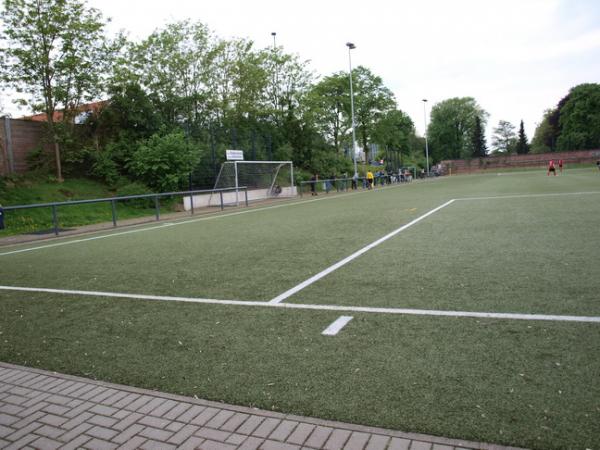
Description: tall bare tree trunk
xmin=53 ymin=140 xmax=63 ymax=182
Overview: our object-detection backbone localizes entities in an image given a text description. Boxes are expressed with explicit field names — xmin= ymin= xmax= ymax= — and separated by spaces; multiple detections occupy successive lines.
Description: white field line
xmin=0 ymin=183 xmax=410 ymax=257
xmin=1 ymin=285 xmax=599 ymax=323
xmin=322 ymin=316 xmax=353 ymax=335
xmin=457 ymin=191 xmax=600 ymax=201
xmin=269 ymin=199 xmax=456 ymax=304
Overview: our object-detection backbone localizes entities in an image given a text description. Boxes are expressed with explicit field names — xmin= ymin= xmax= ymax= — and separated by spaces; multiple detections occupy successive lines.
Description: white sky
xmin=4 ymin=0 xmax=600 ymax=142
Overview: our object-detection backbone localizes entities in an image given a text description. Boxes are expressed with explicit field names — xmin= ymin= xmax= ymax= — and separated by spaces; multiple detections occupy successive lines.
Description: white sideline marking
xmin=322 ymin=316 xmax=353 ymax=336
xmin=1 ymin=285 xmax=599 ymax=323
xmin=269 ymin=199 xmax=456 ymax=304
xmin=0 ymin=182 xmax=409 ymax=257
xmin=457 ymin=191 xmax=600 ymax=201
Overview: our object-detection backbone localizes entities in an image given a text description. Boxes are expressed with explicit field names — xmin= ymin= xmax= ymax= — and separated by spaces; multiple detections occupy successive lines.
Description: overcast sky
xmin=4 ymin=0 xmax=600 ymax=142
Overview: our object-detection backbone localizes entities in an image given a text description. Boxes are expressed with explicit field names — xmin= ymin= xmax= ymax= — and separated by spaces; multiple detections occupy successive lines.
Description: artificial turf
xmin=1 ymin=168 xmax=599 ymax=449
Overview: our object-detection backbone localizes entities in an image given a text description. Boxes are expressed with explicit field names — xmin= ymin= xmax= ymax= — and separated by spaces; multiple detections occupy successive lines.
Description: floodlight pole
xmin=347 ymin=42 xmax=358 ymax=179
xmin=422 ymin=99 xmax=430 ymax=176
xmin=272 ymin=32 xmax=279 ymax=121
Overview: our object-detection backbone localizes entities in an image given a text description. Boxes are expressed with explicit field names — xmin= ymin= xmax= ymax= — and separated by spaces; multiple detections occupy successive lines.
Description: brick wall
xmin=440 ymin=149 xmax=600 ymax=174
xmin=1 ymin=118 xmax=52 ymax=176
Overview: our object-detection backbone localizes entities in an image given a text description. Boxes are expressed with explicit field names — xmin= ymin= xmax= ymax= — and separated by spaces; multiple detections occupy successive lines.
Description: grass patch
xmin=0 ymin=177 xmax=174 ymax=236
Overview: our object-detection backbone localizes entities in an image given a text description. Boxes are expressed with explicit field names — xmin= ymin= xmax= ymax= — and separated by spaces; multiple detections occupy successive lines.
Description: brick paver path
xmin=0 ymin=362 xmax=524 ymax=450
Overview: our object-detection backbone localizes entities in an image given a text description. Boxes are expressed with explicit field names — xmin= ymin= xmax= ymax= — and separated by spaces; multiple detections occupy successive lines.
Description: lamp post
xmin=422 ymin=99 xmax=430 ymax=176
xmin=272 ymin=32 xmax=278 ymax=120
xmin=346 ymin=42 xmax=358 ymax=178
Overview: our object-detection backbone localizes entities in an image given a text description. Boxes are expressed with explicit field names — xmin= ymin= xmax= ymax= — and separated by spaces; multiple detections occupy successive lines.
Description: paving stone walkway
xmin=0 ymin=362 xmax=524 ymax=450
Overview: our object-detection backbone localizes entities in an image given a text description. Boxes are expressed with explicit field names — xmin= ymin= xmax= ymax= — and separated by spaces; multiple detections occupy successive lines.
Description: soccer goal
xmin=209 ymin=161 xmax=296 ymax=206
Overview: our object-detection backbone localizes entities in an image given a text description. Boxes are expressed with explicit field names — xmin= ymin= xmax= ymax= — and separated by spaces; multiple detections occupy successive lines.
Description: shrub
xmin=127 ymin=130 xmax=200 ymax=192
xmin=115 ymin=181 xmax=153 ymax=208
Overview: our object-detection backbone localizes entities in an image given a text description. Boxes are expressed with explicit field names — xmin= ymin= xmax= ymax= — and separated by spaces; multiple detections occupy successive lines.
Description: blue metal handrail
xmin=0 ymin=186 xmax=248 ymax=236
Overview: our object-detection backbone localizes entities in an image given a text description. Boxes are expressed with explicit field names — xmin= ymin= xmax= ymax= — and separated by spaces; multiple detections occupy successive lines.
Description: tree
xmin=530 ymin=109 xmax=557 ymax=153
xmin=470 ymin=115 xmax=487 ymax=157
xmin=123 ymin=20 xmax=216 ymax=129
xmin=515 ymin=120 xmax=529 ymax=154
xmin=352 ymin=66 xmax=396 ymax=163
xmin=427 ymin=97 xmax=488 ymax=161
xmin=556 ymin=83 xmax=600 ymax=151
xmin=305 ymin=73 xmax=349 ymax=152
xmin=372 ymin=109 xmax=415 ymax=163
xmin=0 ymin=0 xmax=112 ymax=181
xmin=491 ymin=120 xmax=517 ymax=154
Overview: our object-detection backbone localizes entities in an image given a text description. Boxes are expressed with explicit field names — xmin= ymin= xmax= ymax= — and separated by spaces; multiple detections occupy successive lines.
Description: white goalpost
xmin=208 ymin=160 xmax=296 ymax=207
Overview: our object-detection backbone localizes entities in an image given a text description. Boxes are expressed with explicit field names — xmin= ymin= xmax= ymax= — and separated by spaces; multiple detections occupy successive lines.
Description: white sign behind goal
xmin=225 ymin=150 xmax=244 ymax=161
xmin=209 ymin=161 xmax=296 ymax=206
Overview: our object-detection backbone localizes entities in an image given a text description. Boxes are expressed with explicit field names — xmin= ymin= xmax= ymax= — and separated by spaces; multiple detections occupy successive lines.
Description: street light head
xmin=346 ymin=42 xmax=356 ymax=49
xmin=422 ymin=99 xmax=428 ymax=102
xmin=271 ymin=32 xmax=276 ymax=36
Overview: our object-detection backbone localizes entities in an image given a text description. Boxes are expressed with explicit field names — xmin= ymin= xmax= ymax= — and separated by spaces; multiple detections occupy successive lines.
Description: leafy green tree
xmin=470 ymin=115 xmax=487 ymax=157
xmin=427 ymin=97 xmax=488 ymax=161
xmin=491 ymin=120 xmax=517 ymax=154
xmin=372 ymin=109 xmax=415 ymax=162
xmin=122 ymin=20 xmax=216 ymax=129
xmin=0 ymin=0 xmax=112 ymax=181
xmin=305 ymin=73 xmax=349 ymax=152
xmin=530 ymin=109 xmax=557 ymax=153
xmin=127 ymin=130 xmax=201 ymax=192
xmin=556 ymin=83 xmax=600 ymax=151
xmin=353 ymin=66 xmax=396 ymax=163
xmin=515 ymin=120 xmax=529 ymax=154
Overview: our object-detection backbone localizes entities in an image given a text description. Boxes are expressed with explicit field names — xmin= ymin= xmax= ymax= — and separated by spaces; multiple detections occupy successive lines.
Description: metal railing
xmin=298 ymin=173 xmax=417 ymax=196
xmin=0 ymin=187 xmax=248 ymax=236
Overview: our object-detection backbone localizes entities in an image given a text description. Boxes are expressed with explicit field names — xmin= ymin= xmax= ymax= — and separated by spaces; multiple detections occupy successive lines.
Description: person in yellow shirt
xmin=366 ymin=170 xmax=374 ymax=189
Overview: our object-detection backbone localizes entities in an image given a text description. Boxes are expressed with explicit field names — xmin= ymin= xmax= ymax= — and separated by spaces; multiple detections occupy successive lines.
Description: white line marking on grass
xmin=0 ymin=183 xmax=409 ymax=257
xmin=268 ymin=199 xmax=456 ymax=304
xmin=1 ymin=285 xmax=599 ymax=323
xmin=322 ymin=316 xmax=353 ymax=336
xmin=457 ymin=191 xmax=600 ymax=201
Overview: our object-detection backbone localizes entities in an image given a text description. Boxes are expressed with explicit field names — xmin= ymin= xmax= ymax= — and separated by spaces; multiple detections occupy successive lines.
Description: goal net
xmin=209 ymin=161 xmax=296 ymax=206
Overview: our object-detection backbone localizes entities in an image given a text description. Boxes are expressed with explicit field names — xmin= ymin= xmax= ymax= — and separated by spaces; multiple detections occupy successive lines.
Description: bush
xmin=115 ymin=181 xmax=153 ymax=208
xmin=91 ymin=150 xmax=121 ymax=186
xmin=127 ymin=130 xmax=200 ymax=192
xmin=26 ymin=146 xmax=53 ymax=173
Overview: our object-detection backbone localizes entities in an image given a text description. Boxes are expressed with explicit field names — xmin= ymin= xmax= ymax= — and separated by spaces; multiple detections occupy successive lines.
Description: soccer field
xmin=1 ymin=169 xmax=599 ymax=449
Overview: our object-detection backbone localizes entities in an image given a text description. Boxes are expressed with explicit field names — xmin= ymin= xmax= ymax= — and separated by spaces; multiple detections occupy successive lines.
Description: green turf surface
xmin=1 ymin=168 xmax=599 ymax=449
xmin=0 ymin=293 xmax=598 ymax=450
xmin=292 ymin=194 xmax=600 ymax=315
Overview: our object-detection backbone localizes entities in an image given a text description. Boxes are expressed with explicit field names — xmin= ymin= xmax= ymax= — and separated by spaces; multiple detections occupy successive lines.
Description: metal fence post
xmin=190 ymin=192 xmax=195 ymax=215
xmin=244 ymin=189 xmax=248 ymax=207
xmin=51 ymin=205 xmax=58 ymax=235
xmin=300 ymin=181 xmax=303 ymax=197
xmin=111 ymin=200 xmax=117 ymax=227
xmin=219 ymin=191 xmax=224 ymax=211
xmin=154 ymin=196 xmax=160 ymax=220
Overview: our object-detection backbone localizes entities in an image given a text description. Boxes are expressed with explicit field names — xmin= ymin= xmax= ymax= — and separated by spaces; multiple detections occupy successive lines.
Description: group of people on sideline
xmin=309 ymin=168 xmax=415 ymax=195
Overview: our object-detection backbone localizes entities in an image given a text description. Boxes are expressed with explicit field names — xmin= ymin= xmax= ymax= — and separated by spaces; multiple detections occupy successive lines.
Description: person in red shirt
xmin=558 ymin=159 xmax=563 ymax=173
xmin=548 ymin=160 xmax=556 ymax=176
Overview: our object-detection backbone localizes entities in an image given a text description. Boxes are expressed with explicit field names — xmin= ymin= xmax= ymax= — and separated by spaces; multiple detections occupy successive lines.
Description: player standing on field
xmin=558 ymin=159 xmax=563 ymax=173
xmin=547 ymin=160 xmax=556 ymax=176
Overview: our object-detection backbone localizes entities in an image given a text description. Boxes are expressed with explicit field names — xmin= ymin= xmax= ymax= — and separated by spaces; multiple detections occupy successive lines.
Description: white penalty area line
xmin=0 ymin=182 xmax=409 ymax=257
xmin=456 ymin=191 xmax=600 ymax=201
xmin=269 ymin=199 xmax=456 ymax=304
xmin=1 ymin=285 xmax=599 ymax=323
